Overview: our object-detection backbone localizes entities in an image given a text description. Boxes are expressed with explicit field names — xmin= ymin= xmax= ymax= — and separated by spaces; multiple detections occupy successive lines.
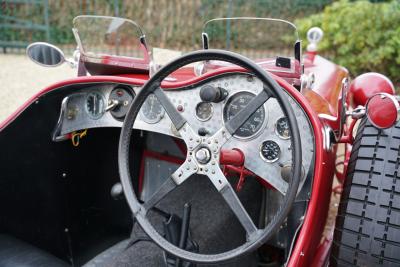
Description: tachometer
xmin=196 ymin=102 xmax=213 ymax=121
xmin=275 ymin=117 xmax=290 ymax=139
xmin=140 ymin=94 xmax=165 ymax=124
xmin=85 ymin=92 xmax=105 ymax=119
xmin=223 ymin=91 xmax=266 ymax=139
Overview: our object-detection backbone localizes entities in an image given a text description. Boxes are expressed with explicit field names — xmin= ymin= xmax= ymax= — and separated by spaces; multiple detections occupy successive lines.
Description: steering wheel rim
xmin=118 ymin=49 xmax=302 ymax=264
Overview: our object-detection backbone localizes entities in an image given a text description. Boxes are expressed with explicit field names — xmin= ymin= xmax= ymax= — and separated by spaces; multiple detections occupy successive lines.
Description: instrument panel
xmin=54 ymin=73 xmax=314 ymax=194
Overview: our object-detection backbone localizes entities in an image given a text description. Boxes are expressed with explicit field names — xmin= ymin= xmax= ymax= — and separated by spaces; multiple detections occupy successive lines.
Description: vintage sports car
xmin=0 ymin=16 xmax=399 ymax=267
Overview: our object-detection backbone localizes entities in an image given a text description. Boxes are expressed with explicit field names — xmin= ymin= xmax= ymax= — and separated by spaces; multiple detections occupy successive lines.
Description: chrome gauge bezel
xmin=195 ymin=102 xmax=214 ymax=122
xmin=139 ymin=94 xmax=166 ymax=124
xmin=259 ymin=140 xmax=281 ymax=163
xmin=275 ymin=116 xmax=291 ymax=140
xmin=223 ymin=91 xmax=268 ymax=141
xmin=85 ymin=92 xmax=105 ymax=120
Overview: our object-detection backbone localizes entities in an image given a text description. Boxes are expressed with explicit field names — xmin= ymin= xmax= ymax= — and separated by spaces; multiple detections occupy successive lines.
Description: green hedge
xmin=295 ymin=0 xmax=400 ymax=84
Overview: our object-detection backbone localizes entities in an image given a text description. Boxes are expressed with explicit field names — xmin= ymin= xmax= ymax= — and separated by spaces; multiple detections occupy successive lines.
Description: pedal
xmin=163 ymin=203 xmax=198 ymax=267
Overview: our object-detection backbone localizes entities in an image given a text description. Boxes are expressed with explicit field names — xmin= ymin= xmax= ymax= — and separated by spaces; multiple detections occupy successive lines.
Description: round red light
xmin=366 ymin=93 xmax=399 ymax=129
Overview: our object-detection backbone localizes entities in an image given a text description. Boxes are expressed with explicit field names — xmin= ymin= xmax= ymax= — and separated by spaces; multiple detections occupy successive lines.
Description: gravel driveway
xmin=0 ymin=54 xmax=76 ymax=122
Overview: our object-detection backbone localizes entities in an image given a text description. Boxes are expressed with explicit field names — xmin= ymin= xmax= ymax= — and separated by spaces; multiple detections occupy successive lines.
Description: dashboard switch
xmin=200 ymin=85 xmax=227 ymax=103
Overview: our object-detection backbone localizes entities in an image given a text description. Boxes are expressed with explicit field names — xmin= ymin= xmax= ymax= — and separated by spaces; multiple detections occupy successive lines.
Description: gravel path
xmin=0 ymin=54 xmax=76 ymax=122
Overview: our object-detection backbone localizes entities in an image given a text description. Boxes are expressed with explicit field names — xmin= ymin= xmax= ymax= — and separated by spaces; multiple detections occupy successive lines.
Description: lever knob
xmin=200 ymin=85 xmax=227 ymax=103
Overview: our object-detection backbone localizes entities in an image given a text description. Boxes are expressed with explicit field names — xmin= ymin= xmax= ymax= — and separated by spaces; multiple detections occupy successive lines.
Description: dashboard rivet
xmin=186 ymin=166 xmax=190 ymax=170
xmin=196 ymin=139 xmax=200 ymax=143
xmin=211 ymin=161 xmax=215 ymax=165
xmin=212 ymin=170 xmax=215 ymax=174
xmin=205 ymin=168 xmax=208 ymax=172
xmin=208 ymin=140 xmax=211 ymax=144
xmin=190 ymin=137 xmax=193 ymax=141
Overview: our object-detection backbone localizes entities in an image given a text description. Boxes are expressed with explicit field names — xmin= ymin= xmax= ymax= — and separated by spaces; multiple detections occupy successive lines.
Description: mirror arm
xmin=202 ymin=32 xmax=209 ymax=50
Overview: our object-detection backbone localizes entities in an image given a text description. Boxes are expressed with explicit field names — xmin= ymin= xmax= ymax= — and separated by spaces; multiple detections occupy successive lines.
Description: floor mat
xmin=111 ymin=175 xmax=263 ymax=267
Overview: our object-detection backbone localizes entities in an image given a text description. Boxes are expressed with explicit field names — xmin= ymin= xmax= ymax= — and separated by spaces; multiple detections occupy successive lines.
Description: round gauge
xmin=275 ymin=117 xmax=290 ymax=139
xmin=223 ymin=91 xmax=266 ymax=139
xmin=140 ymin=94 xmax=165 ymax=124
xmin=108 ymin=87 xmax=134 ymax=120
xmin=196 ymin=102 xmax=213 ymax=121
xmin=85 ymin=92 xmax=105 ymax=119
xmin=260 ymin=140 xmax=281 ymax=162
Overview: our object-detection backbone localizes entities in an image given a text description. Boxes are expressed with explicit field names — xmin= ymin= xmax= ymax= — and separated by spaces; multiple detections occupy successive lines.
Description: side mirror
xmin=366 ymin=93 xmax=400 ymax=129
xmin=26 ymin=42 xmax=66 ymax=67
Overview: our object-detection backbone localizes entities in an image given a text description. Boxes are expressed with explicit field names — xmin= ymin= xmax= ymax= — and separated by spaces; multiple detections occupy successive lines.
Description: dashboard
xmin=53 ymin=73 xmax=314 ymax=194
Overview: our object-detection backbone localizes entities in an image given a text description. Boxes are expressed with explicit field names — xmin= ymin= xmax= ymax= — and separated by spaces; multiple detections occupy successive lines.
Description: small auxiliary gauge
xmin=196 ymin=102 xmax=213 ymax=121
xmin=108 ymin=86 xmax=134 ymax=120
xmin=260 ymin=140 xmax=281 ymax=163
xmin=85 ymin=92 xmax=105 ymax=119
xmin=275 ymin=117 xmax=290 ymax=139
xmin=140 ymin=94 xmax=165 ymax=124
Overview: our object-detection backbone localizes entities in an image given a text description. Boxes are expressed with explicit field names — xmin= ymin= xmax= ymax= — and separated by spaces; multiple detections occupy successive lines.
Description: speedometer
xmin=223 ymin=91 xmax=266 ymax=139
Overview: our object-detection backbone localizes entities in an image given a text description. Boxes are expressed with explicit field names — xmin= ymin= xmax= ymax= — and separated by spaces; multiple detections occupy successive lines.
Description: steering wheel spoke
xmin=224 ymin=89 xmax=271 ymax=135
xmin=153 ymin=87 xmax=186 ymax=130
xmin=210 ymin=168 xmax=259 ymax=239
xmin=153 ymin=87 xmax=201 ymax=150
xmin=143 ymin=162 xmax=196 ymax=212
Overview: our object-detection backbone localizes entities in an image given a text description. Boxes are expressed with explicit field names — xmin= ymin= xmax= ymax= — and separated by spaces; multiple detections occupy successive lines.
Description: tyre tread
xmin=331 ymin=118 xmax=400 ymax=266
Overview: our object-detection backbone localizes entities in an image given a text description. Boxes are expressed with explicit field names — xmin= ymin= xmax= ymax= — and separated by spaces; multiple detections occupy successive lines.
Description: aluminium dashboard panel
xmin=55 ymin=73 xmax=314 ymax=194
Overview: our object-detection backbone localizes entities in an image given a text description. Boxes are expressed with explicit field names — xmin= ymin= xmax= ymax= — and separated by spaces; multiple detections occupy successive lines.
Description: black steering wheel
xmin=118 ymin=49 xmax=302 ymax=264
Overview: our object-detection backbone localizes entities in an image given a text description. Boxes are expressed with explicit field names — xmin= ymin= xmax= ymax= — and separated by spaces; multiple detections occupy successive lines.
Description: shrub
xmin=295 ymin=0 xmax=400 ymax=84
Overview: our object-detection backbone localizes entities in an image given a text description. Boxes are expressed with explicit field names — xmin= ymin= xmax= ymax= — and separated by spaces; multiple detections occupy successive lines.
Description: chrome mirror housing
xmin=26 ymin=42 xmax=66 ymax=67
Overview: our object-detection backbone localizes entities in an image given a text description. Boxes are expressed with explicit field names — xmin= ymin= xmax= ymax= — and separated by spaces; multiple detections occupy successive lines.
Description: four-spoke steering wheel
xmin=118 ymin=50 xmax=302 ymax=264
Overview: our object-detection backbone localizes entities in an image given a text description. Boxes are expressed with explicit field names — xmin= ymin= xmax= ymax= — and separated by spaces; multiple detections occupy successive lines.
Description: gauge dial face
xmin=223 ymin=91 xmax=266 ymax=139
xmin=140 ymin=94 xmax=165 ymax=124
xmin=276 ymin=117 xmax=290 ymax=139
xmin=196 ymin=102 xmax=213 ymax=121
xmin=85 ymin=92 xmax=105 ymax=119
xmin=260 ymin=140 xmax=281 ymax=162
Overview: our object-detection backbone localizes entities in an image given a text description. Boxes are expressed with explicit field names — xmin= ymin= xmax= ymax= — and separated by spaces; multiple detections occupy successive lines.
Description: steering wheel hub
xmin=195 ymin=147 xmax=211 ymax=164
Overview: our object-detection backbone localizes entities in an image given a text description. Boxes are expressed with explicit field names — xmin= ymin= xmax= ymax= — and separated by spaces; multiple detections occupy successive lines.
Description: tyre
xmin=331 ymin=118 xmax=400 ymax=266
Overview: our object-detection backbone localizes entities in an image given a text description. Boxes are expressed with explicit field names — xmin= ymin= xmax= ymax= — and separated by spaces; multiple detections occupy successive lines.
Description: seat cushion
xmin=83 ymin=239 xmax=131 ymax=267
xmin=0 ymin=234 xmax=69 ymax=267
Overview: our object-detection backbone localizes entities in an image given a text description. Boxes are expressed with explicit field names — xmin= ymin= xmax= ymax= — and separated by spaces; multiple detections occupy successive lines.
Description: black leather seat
xmin=0 ymin=234 xmax=69 ymax=267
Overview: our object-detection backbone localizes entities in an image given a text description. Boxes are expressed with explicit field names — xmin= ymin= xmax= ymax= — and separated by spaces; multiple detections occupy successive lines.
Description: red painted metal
xmin=311 ymin=233 xmax=333 ymax=267
xmin=0 ymin=56 xmax=345 ymax=265
xmin=349 ymin=72 xmax=395 ymax=108
xmin=272 ymin=76 xmax=336 ymax=267
xmin=366 ymin=93 xmax=399 ymax=129
xmin=220 ymin=149 xmax=244 ymax=166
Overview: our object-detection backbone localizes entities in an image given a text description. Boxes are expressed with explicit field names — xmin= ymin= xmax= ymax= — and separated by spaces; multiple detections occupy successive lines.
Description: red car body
xmin=0 ymin=30 xmax=395 ymax=266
